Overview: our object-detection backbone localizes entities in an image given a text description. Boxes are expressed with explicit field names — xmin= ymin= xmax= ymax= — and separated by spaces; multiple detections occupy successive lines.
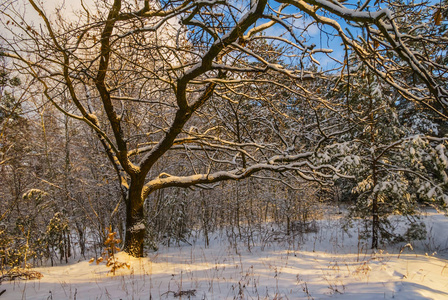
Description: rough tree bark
xmin=124 ymin=177 xmax=146 ymax=257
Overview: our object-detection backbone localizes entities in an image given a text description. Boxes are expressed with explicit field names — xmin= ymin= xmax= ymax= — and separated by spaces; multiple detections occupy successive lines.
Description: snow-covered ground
xmin=2 ymin=210 xmax=448 ymax=299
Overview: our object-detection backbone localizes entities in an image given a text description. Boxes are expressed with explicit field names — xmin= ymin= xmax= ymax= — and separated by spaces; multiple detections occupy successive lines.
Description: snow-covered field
xmin=2 ymin=210 xmax=448 ymax=299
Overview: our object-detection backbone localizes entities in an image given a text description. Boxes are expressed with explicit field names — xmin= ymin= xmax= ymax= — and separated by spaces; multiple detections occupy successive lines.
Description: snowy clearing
xmin=2 ymin=211 xmax=448 ymax=300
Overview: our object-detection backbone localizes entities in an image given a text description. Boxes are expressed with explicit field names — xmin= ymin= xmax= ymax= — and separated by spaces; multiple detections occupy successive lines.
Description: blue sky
xmin=259 ymin=0 xmax=366 ymax=71
xmin=14 ymin=0 xmax=363 ymax=71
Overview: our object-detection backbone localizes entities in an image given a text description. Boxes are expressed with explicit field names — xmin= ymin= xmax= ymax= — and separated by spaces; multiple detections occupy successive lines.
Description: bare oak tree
xmin=1 ymin=0 xmax=446 ymax=256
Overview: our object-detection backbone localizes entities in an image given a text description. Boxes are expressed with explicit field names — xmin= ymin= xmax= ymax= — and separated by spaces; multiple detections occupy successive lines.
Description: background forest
xmin=0 ymin=0 xmax=447 ymax=272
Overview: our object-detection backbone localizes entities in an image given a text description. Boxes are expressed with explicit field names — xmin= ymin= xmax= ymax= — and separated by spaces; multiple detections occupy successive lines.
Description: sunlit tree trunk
xmin=123 ymin=176 xmax=146 ymax=257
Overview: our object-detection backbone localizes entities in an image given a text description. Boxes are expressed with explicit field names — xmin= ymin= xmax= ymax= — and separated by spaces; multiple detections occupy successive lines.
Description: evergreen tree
xmin=338 ymin=55 xmax=447 ymax=248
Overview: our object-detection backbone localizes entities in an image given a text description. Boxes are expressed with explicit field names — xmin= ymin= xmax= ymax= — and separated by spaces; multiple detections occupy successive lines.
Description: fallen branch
xmin=0 ymin=268 xmax=43 ymax=282
xmin=161 ymin=289 xmax=197 ymax=298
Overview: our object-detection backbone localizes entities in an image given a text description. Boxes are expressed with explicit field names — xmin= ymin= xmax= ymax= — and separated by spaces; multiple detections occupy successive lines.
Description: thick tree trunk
xmin=123 ymin=178 xmax=146 ymax=257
